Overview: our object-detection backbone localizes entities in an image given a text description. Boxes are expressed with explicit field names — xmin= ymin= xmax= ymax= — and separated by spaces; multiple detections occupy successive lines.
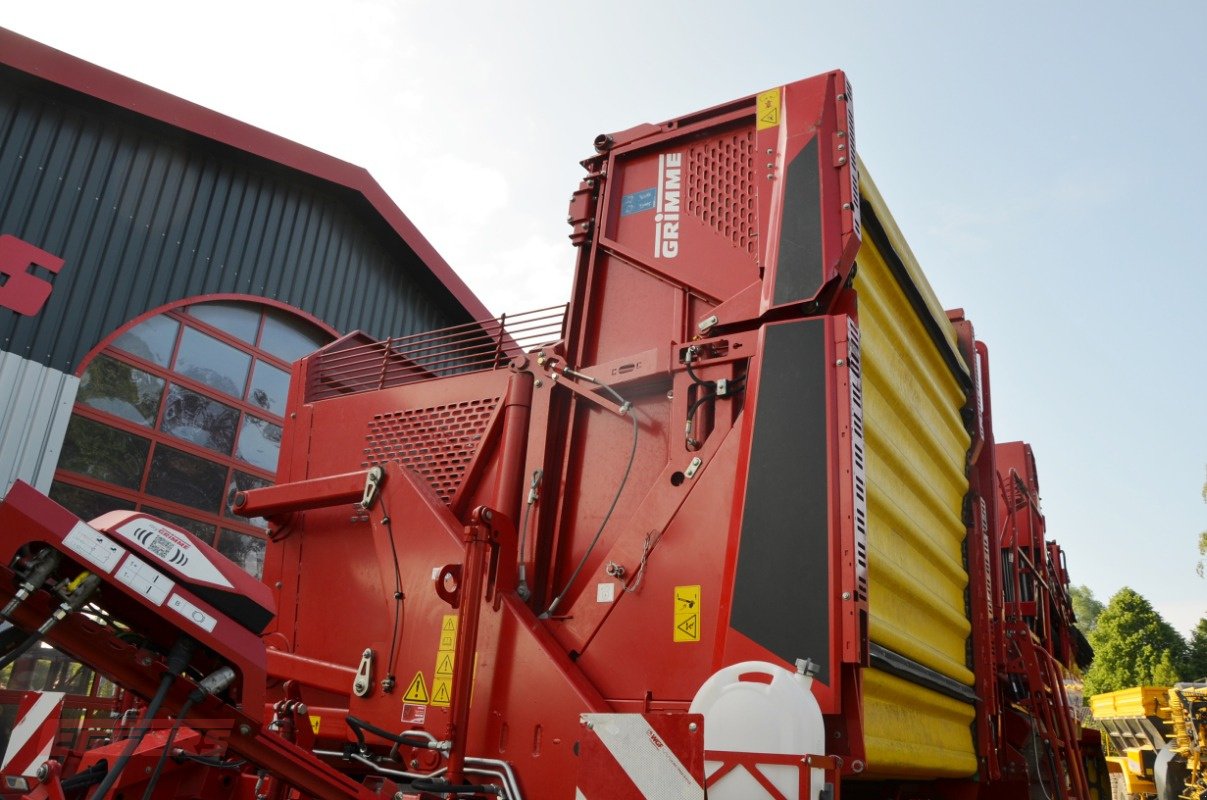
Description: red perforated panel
xmin=362 ymin=398 xmax=499 ymax=504
xmin=686 ymin=132 xmax=756 ymax=254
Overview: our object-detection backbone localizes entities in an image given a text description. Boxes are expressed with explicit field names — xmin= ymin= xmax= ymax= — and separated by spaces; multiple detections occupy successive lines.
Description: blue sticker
xmin=621 ymin=187 xmax=658 ymax=216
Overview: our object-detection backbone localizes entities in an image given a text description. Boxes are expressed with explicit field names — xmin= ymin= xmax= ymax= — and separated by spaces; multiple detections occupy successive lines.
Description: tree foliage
xmin=1187 ymin=618 xmax=1207 ymax=681
xmin=1199 ymin=470 xmax=1207 ymax=577
xmin=1069 ymin=584 xmax=1105 ymax=637
xmin=1083 ymin=587 xmax=1187 ymax=696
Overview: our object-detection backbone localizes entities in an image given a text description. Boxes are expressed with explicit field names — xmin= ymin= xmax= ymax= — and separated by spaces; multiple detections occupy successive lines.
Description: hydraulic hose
xmin=0 ymin=573 xmax=101 ymax=671
xmin=1 ymin=549 xmax=61 ymax=618
xmin=346 ymin=714 xmax=439 ymax=750
xmin=91 ymin=637 xmax=195 ymax=800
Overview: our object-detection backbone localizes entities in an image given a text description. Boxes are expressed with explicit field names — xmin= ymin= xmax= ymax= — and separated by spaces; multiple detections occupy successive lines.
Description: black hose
xmin=0 ymin=630 xmax=44 ymax=671
xmin=91 ymin=638 xmax=194 ymax=800
xmin=58 ymin=763 xmax=106 ymax=791
xmin=139 ymin=697 xmax=196 ymax=800
xmin=345 ymin=715 xmax=433 ymax=750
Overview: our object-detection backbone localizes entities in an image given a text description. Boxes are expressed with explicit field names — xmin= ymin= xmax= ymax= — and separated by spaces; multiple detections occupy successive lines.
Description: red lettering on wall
xmin=0 ymin=235 xmax=66 ymax=316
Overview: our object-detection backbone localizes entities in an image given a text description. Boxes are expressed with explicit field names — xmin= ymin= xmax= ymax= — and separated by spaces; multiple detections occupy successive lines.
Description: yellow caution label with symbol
xmin=756 ymin=89 xmax=781 ymax=131
xmin=403 ymin=671 xmax=430 ymax=704
xmin=309 ymin=715 xmax=321 ymax=734
xmin=674 ymin=585 xmax=701 ymax=642
xmin=431 ymin=677 xmax=452 ymax=707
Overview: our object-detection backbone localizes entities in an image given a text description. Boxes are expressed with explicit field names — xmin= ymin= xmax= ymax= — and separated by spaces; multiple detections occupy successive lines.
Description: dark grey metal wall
xmin=0 ymin=64 xmax=469 ymax=375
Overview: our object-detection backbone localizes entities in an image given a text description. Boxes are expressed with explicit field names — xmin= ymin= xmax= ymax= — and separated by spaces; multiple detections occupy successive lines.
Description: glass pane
xmin=259 ymin=308 xmax=328 ymax=363
xmin=247 ymin=360 xmax=290 ymax=415
xmin=49 ymin=481 xmax=135 ymax=521
xmin=216 ymin=529 xmax=266 ymax=579
xmin=225 ymin=471 xmax=271 ymax=529
xmin=236 ymin=416 xmax=282 ymax=472
xmin=187 ymin=301 xmax=260 ymax=344
xmin=77 ymin=355 xmax=164 ymax=427
xmin=161 ymin=384 xmax=238 ymax=454
xmin=59 ymin=416 xmax=150 ymax=490
xmin=141 ymin=506 xmax=217 ymax=545
xmin=145 ymin=445 xmax=228 ymax=514
xmin=174 ymin=327 xmax=251 ymax=399
xmin=112 ymin=315 xmax=179 ymax=367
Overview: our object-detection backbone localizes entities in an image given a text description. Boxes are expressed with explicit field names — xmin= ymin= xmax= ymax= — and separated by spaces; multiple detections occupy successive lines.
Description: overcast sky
xmin=6 ymin=2 xmax=1207 ymax=636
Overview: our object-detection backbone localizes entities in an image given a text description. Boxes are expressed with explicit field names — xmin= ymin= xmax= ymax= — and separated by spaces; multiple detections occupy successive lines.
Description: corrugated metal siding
xmin=0 ymin=349 xmax=78 ymax=494
xmin=0 ymin=66 xmax=467 ymax=374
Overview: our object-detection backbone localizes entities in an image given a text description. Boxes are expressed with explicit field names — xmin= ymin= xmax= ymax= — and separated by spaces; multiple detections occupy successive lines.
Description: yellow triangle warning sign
xmin=442 ymin=615 xmax=458 ymax=632
xmin=431 ymin=677 xmax=452 ymax=707
xmin=404 ymin=671 xmax=430 ymax=704
xmin=435 ymin=652 xmax=454 ymax=677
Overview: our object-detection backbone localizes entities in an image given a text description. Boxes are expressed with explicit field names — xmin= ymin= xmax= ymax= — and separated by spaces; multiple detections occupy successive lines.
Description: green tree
xmin=1199 ymin=470 xmax=1207 ymax=577
xmin=1187 ymin=618 xmax=1207 ymax=680
xmin=1083 ymin=587 xmax=1187 ymax=696
xmin=1069 ymin=584 xmax=1105 ymax=637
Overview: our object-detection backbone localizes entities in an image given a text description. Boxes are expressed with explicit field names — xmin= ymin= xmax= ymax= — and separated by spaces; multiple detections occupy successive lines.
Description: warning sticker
xmin=431 ymin=677 xmax=452 ymax=707
xmin=115 ymin=554 xmax=174 ymax=606
xmin=63 ymin=523 xmax=124 ymax=573
xmin=404 ymin=672 xmax=430 ymax=704
xmin=431 ymin=614 xmax=457 ymax=708
xmin=673 ymin=585 xmax=701 ymax=643
xmin=402 ymin=704 xmax=427 ymax=725
xmin=308 ymin=715 xmax=321 ymax=734
xmin=756 ymin=88 xmax=781 ymax=131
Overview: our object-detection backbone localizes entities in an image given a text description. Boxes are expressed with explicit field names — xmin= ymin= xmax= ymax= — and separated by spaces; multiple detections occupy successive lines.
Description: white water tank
xmin=688 ymin=660 xmax=827 ymax=800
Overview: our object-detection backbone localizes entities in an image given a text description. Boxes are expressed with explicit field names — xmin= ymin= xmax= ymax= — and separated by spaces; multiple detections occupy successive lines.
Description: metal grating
xmin=362 ymin=399 xmax=499 ymax=504
xmin=686 ymin=132 xmax=756 ymax=253
xmin=305 ymin=305 xmax=566 ymax=402
xmin=847 ymin=317 xmax=869 ymax=603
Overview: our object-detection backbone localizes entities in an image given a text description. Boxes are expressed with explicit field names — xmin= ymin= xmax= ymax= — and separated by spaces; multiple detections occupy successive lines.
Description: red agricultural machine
xmin=0 ymin=71 xmax=1100 ymax=799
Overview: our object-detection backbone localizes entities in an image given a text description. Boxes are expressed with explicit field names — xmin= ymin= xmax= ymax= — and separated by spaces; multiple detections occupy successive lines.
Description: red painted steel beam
xmin=233 ymin=469 xmax=375 ymax=518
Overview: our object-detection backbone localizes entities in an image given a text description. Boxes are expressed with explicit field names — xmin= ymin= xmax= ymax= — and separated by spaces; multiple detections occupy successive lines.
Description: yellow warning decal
xmin=431 ymin=677 xmax=452 ymax=707
xmin=674 ymin=585 xmax=701 ymax=642
xmin=756 ymin=89 xmax=781 ymax=130
xmin=404 ymin=671 xmax=430 ymax=704
xmin=308 ymin=715 xmax=321 ymax=734
xmin=431 ymin=613 xmax=458 ymax=707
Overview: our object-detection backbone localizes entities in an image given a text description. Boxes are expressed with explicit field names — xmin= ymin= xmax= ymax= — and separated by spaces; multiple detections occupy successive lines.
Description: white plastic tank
xmin=688 ymin=660 xmax=827 ymax=800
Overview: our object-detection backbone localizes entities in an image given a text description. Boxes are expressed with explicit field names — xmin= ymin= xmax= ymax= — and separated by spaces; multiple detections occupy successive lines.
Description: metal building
xmin=0 ymin=27 xmax=490 ymax=574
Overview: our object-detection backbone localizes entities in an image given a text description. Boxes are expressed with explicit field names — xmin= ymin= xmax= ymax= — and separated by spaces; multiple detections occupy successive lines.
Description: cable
xmin=139 ymin=697 xmax=195 ymax=800
xmin=92 ymin=637 xmax=195 ymax=800
xmin=378 ymin=495 xmax=404 ymax=694
xmin=541 ymin=375 xmax=638 ymax=618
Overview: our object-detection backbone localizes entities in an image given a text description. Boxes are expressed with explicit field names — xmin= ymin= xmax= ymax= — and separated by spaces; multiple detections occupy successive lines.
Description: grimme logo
xmin=653 ymin=153 xmax=682 ymax=259
xmin=0 ymin=235 xmax=65 ymax=316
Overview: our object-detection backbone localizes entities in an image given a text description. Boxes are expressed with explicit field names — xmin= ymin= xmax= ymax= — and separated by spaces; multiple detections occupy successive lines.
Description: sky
xmin=5 ymin=2 xmax=1206 ymax=636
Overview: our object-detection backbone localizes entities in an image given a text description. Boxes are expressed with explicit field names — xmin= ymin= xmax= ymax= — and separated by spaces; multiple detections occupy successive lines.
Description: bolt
xmin=766 ymin=163 xmax=774 ymax=169
xmin=666 ymin=390 xmax=674 ymax=400
xmin=239 ymin=724 xmax=252 ymax=736
xmin=482 ymin=509 xmax=493 ymax=521
xmin=766 ymin=173 xmax=774 ymax=180
xmin=843 ymin=203 xmax=852 ymax=210
xmin=688 ymin=722 xmax=698 ymax=732
xmin=842 ymin=591 xmax=852 ymax=600
xmin=534 ymin=379 xmax=543 ymax=388
xmin=838 ymin=157 xmax=847 ymax=165
xmin=766 ymin=148 xmax=773 ymax=155
xmin=838 ymin=143 xmax=846 ymax=151
xmin=835 ymin=358 xmax=845 ymax=366
xmin=838 ymin=131 xmax=846 ymax=138
xmin=275 ymin=581 xmax=283 ymax=589
xmin=139 ymin=655 xmax=152 ymax=667
xmin=585 ymin=721 xmax=594 ymax=731
xmin=36 ymin=764 xmax=48 ymax=781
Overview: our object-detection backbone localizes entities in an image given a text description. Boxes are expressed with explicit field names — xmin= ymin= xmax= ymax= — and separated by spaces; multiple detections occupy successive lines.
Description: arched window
xmin=49 ymin=298 xmax=334 ymax=578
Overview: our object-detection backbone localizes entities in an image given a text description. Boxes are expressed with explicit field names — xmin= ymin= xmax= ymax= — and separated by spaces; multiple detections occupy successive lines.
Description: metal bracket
xmin=352 ymin=648 xmax=374 ymax=697
xmin=361 ymin=466 xmax=384 ymax=510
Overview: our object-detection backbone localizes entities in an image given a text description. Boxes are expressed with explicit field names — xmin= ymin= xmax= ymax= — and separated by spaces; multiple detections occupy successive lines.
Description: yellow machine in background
xmin=1091 ymin=683 xmax=1207 ymax=799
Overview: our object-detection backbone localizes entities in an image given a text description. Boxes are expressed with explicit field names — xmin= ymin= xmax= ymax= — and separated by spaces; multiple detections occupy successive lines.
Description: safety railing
xmin=304 ymin=305 xmax=567 ymax=402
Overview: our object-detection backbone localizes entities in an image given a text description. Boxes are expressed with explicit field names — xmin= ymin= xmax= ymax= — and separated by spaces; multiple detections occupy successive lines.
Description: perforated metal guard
xmin=362 ymin=399 xmax=499 ymax=505
xmin=686 ymin=132 xmax=756 ymax=254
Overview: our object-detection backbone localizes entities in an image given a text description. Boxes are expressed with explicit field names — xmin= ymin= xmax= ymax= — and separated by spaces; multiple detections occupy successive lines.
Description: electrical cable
xmin=541 ymin=375 xmax=638 ymax=618
xmin=91 ymin=637 xmax=195 ymax=800
xmin=139 ymin=697 xmax=195 ymax=800
xmin=378 ymin=495 xmax=404 ymax=693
